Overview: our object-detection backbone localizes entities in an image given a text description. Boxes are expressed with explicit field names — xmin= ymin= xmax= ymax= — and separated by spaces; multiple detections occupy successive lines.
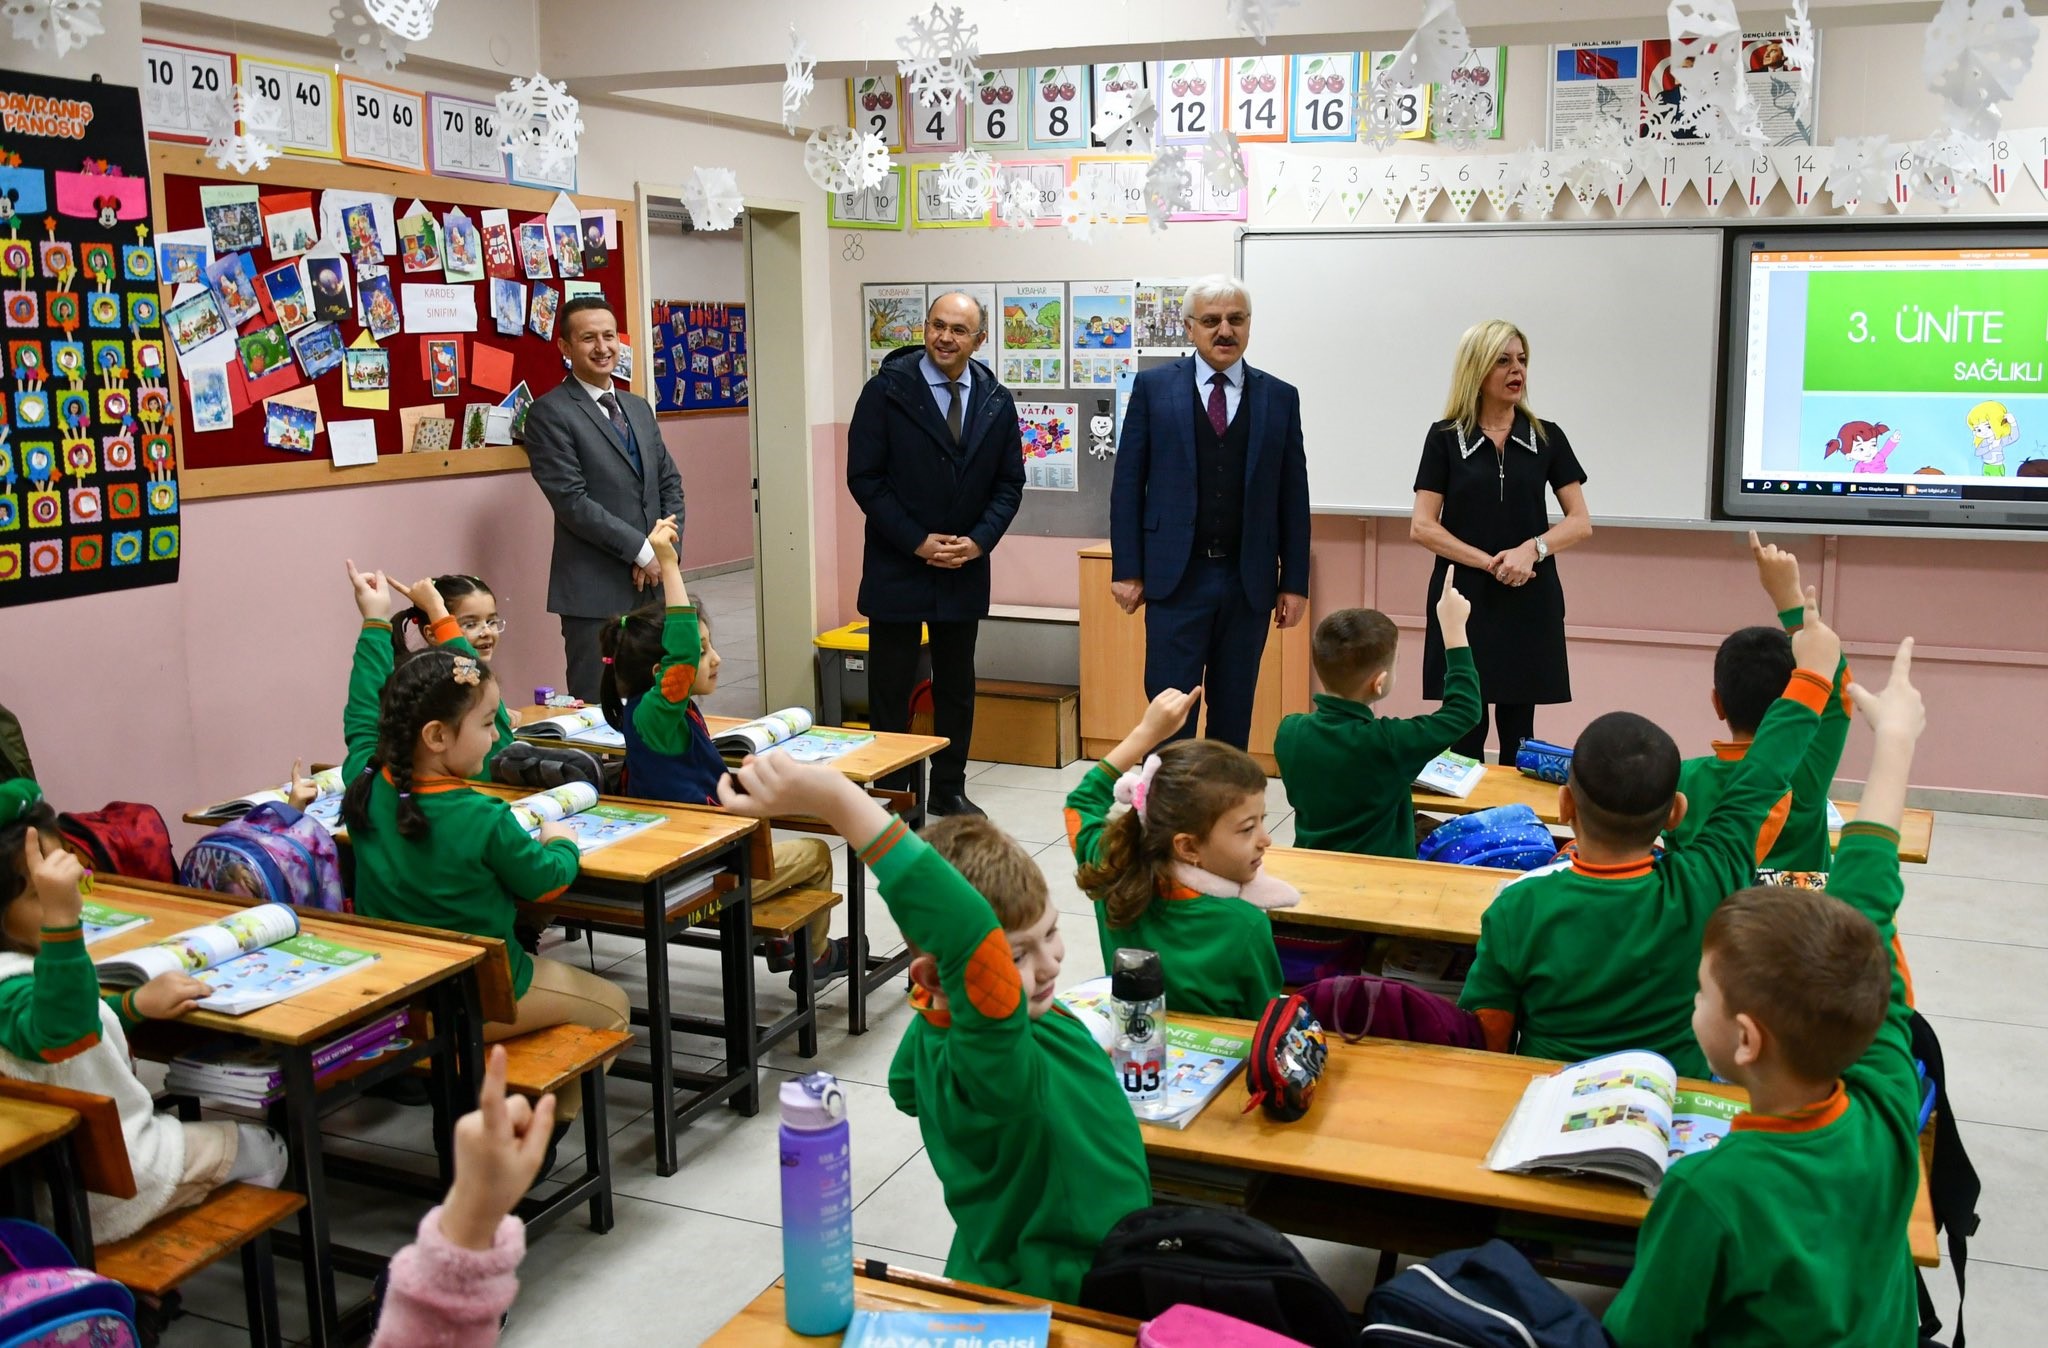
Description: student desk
xmin=706 ymin=1267 xmax=1139 ymax=1346
xmin=0 ymin=1099 xmax=87 ymax=1262
xmin=509 ymin=705 xmax=951 ymax=1035
xmin=1411 ymin=765 xmax=1935 ymax=864
xmin=91 ymin=880 xmax=485 ymax=1348
xmin=1146 ymin=1022 xmax=1939 ymax=1275
xmin=1261 ymin=847 xmax=1517 ymax=944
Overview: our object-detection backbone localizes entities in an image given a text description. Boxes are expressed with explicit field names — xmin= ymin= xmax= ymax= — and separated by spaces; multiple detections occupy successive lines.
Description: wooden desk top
xmin=0 ymin=1099 xmax=80 ymax=1169
xmin=1411 ymin=766 xmax=1934 ymax=864
xmin=707 ymin=1273 xmax=1137 ymax=1346
xmin=1263 ymin=847 xmax=1514 ymax=943
xmin=1151 ymin=1019 xmax=1938 ymax=1268
xmin=463 ymin=783 xmax=758 ymax=885
xmin=90 ymin=881 xmax=483 ymax=1047
xmin=507 ymin=706 xmax=949 ymax=784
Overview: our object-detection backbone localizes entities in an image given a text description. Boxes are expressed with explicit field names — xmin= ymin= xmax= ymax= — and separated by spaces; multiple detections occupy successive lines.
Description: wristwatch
xmin=1532 ymin=538 xmax=1551 ymax=562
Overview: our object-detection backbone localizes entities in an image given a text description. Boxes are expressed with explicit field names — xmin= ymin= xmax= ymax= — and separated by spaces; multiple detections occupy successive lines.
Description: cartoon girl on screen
xmin=1825 ymin=419 xmax=1899 ymax=474
xmin=1967 ymin=400 xmax=2018 ymax=476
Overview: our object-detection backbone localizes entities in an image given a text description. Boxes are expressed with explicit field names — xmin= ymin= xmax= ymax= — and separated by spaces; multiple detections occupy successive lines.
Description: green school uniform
xmin=0 ymin=925 xmax=141 ymax=1063
xmin=866 ymin=819 xmax=1150 ymax=1303
xmin=1671 ymin=605 xmax=1851 ymax=872
xmin=344 ymin=620 xmax=580 ymax=997
xmin=1604 ymin=824 xmax=1920 ymax=1347
xmin=1275 ymin=646 xmax=1483 ymax=858
xmin=1459 ymin=671 xmax=1829 ymax=1077
xmin=425 ymin=615 xmax=515 ymax=770
xmin=1064 ymin=762 xmax=1282 ymax=1019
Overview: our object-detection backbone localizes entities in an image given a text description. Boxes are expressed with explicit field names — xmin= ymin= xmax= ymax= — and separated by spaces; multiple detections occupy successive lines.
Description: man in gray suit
xmin=525 ymin=296 xmax=685 ymax=700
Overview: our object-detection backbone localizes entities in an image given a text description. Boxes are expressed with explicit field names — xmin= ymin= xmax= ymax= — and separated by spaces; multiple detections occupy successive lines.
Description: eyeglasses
xmin=1191 ymin=312 xmax=1249 ymax=330
xmin=928 ymin=320 xmax=980 ymax=338
xmin=458 ymin=617 xmax=507 ymax=635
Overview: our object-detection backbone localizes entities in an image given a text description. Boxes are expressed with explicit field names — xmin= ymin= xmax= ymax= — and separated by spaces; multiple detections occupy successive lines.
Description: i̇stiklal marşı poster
xmin=0 ymin=71 xmax=176 ymax=607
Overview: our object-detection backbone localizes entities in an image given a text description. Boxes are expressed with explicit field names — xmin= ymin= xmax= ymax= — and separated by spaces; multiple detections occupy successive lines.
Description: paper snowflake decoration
xmin=782 ymin=26 xmax=816 ymax=133
xmin=1431 ymin=84 xmax=1490 ymax=150
xmin=682 ymin=167 xmax=742 ymax=231
xmin=363 ymin=0 xmax=435 ymax=39
xmin=804 ymin=125 xmax=892 ymax=194
xmin=205 ymin=88 xmax=278 ymax=176
xmin=995 ymin=174 xmax=1041 ymax=228
xmin=496 ymin=72 xmax=583 ymax=174
xmin=1638 ymin=85 xmax=1685 ymax=143
xmin=1225 ymin=0 xmax=1300 ymax=45
xmin=1143 ymin=147 xmax=1194 ymax=231
xmin=935 ymin=149 xmax=997 ymax=216
xmin=330 ymin=0 xmax=413 ymax=73
xmin=1924 ymin=0 xmax=2038 ymax=140
xmin=1 ymin=0 xmax=102 ymax=57
xmin=1358 ymin=70 xmax=1405 ymax=150
xmin=897 ymin=4 xmax=980 ymax=109
xmin=1092 ymin=88 xmax=1157 ymax=153
xmin=1828 ymin=134 xmax=1893 ymax=210
xmin=1062 ymin=174 xmax=1118 ymax=242
xmin=1911 ymin=128 xmax=1991 ymax=207
xmin=1200 ymin=126 xmax=1248 ymax=195
xmin=1784 ymin=0 xmax=1818 ymax=125
xmin=1384 ymin=0 xmax=1471 ymax=88
xmin=1667 ymin=0 xmax=1766 ymax=149
xmin=1559 ymin=115 xmax=1635 ymax=199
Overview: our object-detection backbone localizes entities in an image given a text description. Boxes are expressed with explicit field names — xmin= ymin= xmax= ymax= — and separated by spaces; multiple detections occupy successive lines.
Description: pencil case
xmin=1513 ymin=738 xmax=1573 ymax=785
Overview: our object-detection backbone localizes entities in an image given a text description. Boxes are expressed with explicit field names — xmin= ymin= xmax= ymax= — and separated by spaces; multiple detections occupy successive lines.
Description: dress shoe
xmin=927 ymin=792 xmax=985 ymax=818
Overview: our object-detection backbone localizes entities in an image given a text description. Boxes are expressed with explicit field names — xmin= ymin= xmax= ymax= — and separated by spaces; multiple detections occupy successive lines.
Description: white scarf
xmin=1168 ymin=860 xmax=1300 ymax=910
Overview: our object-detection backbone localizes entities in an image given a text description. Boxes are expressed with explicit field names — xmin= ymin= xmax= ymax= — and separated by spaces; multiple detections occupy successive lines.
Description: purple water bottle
xmin=779 ymin=1071 xmax=853 ymax=1334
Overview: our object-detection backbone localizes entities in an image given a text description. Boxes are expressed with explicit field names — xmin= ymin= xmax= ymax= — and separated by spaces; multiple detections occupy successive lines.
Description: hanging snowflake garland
xmin=935 ymin=149 xmax=997 ymax=216
xmin=804 ymin=125 xmax=892 ymax=194
xmin=897 ymin=3 xmax=980 ymax=109
xmin=1 ymin=0 xmax=102 ymax=57
xmin=1383 ymin=0 xmax=1471 ymax=89
xmin=682 ymin=167 xmax=742 ymax=231
xmin=1827 ymin=134 xmax=1893 ymax=211
xmin=1357 ymin=70 xmax=1405 ymax=151
xmin=1559 ymin=115 xmax=1634 ymax=200
xmin=1923 ymin=0 xmax=2037 ymax=140
xmin=782 ymin=26 xmax=816 ymax=134
xmin=1224 ymin=0 xmax=1301 ymax=46
xmin=330 ymin=0 xmax=414 ymax=74
xmin=1062 ymin=172 xmax=1118 ymax=242
xmin=1783 ymin=0 xmax=1818 ymax=127
xmin=363 ymin=0 xmax=436 ymax=40
xmin=496 ymin=72 xmax=583 ymax=174
xmin=995 ymin=174 xmax=1041 ymax=228
xmin=1431 ymin=83 xmax=1490 ymax=151
xmin=1092 ymin=88 xmax=1157 ymax=153
xmin=205 ymin=87 xmax=279 ymax=176
xmin=1912 ymin=128 xmax=1991 ymax=207
xmin=1144 ymin=147 xmax=1194 ymax=231
xmin=1201 ymin=126 xmax=1248 ymax=194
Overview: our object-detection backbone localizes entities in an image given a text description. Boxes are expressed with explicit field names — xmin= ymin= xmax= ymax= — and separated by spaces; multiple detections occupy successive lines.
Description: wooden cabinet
xmin=1077 ymin=545 xmax=1312 ymax=774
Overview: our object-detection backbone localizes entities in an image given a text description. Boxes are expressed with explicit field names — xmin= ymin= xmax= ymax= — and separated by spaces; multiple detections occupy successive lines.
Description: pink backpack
xmin=178 ymin=802 xmax=347 ymax=911
xmin=1140 ymin=1305 xmax=1308 ymax=1348
xmin=0 ymin=1219 xmax=137 ymax=1348
xmin=1300 ymin=973 xmax=1486 ymax=1049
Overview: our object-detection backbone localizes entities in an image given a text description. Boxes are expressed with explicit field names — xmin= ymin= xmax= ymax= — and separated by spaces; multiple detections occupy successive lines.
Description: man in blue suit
xmin=1110 ymin=276 xmax=1311 ymax=749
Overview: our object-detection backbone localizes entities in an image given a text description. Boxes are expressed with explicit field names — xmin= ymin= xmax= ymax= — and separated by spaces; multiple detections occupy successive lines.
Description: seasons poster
xmin=0 ymin=71 xmax=174 ymax=607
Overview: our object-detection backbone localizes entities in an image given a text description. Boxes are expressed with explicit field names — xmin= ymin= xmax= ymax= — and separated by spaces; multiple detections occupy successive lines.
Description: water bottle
xmin=1110 ymin=948 xmax=1172 ymax=1121
xmin=778 ymin=1071 xmax=853 ymax=1334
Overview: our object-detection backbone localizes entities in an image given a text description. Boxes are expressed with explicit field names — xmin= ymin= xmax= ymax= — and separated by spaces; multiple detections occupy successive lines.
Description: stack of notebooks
xmin=165 ymin=1008 xmax=412 ymax=1106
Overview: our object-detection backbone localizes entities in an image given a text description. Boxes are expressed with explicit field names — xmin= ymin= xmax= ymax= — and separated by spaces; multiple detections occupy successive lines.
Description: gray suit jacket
xmin=524 ymin=377 xmax=685 ymax=619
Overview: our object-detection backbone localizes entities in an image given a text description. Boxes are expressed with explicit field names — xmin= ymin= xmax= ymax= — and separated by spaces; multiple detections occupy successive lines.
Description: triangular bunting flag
xmin=1516 ymin=155 xmax=1561 ymax=217
xmin=1336 ymin=186 xmax=1371 ymax=222
xmin=1637 ymin=143 xmax=1686 ymax=216
xmin=1299 ymin=173 xmax=1332 ymax=220
xmin=1736 ymin=149 xmax=1779 ymax=212
xmin=2020 ymin=127 xmax=2048 ymax=199
xmin=1986 ymin=134 xmax=2017 ymax=202
xmin=1444 ymin=179 xmax=1481 ymax=218
xmin=1408 ymin=162 xmax=1445 ymax=217
xmin=1889 ymin=146 xmax=1915 ymax=212
xmin=1686 ymin=146 xmax=1738 ymax=214
xmin=1770 ymin=146 xmax=1827 ymax=212
xmin=1258 ymin=154 xmax=1291 ymax=212
xmin=1477 ymin=158 xmax=1516 ymax=214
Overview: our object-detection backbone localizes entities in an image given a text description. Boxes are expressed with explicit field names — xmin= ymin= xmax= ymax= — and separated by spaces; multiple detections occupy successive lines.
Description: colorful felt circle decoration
xmin=16 ymin=392 xmax=45 ymax=425
xmin=81 ymin=244 xmax=113 ymax=278
xmin=67 ymin=485 xmax=99 ymax=522
xmin=5 ymin=293 xmax=35 ymax=326
xmin=103 ymin=437 xmax=135 ymax=472
xmin=0 ymin=495 xmax=15 ymax=531
xmin=138 ymin=388 xmax=168 ymax=420
xmin=27 ymin=539 xmax=60 ymax=576
xmin=44 ymin=293 xmax=75 ymax=327
xmin=110 ymin=530 xmax=141 ymax=566
xmin=2 ymin=242 xmax=32 ymax=274
xmin=122 ymin=244 xmax=155 ymax=281
xmin=127 ymin=294 xmax=158 ymax=327
xmin=147 ymin=480 xmax=178 ymax=515
xmin=0 ymin=543 xmax=18 ymax=581
xmin=107 ymin=481 xmax=139 ymax=518
xmin=68 ymin=533 xmax=102 ymax=570
xmin=87 ymin=293 xmax=119 ymax=326
xmin=63 ymin=441 xmax=94 ymax=473
xmin=100 ymin=390 xmax=128 ymax=420
xmin=147 ymin=525 xmax=178 ymax=561
xmin=26 ymin=491 xmax=59 ymax=528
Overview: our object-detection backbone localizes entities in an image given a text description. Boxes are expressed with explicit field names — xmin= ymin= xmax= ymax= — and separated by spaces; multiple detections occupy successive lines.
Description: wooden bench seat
xmin=750 ymin=889 xmax=842 ymax=1060
xmin=751 ymin=887 xmax=842 ymax=937
xmin=495 ymin=1024 xmax=633 ymax=1240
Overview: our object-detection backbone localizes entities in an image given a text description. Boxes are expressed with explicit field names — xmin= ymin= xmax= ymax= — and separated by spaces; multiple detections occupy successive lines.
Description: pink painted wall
xmin=660 ymin=415 xmax=754 ymax=570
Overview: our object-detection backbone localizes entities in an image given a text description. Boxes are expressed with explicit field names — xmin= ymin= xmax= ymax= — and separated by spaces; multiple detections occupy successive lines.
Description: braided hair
xmin=392 ymin=574 xmax=494 ymax=665
xmin=342 ymin=649 xmax=496 ymax=841
xmin=599 ymin=602 xmax=711 ymax=732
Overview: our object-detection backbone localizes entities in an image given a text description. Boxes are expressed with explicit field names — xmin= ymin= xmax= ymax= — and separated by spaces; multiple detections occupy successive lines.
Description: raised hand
xmin=1748 ymin=530 xmax=1803 ymax=612
xmin=1846 ymin=638 xmax=1924 ymax=744
xmin=1788 ymin=586 xmax=1842 ymax=677
xmin=22 ymin=828 xmax=84 ymax=928
xmin=1137 ymin=686 xmax=1202 ymax=744
xmin=391 ymin=576 xmax=449 ymax=622
xmin=346 ymin=559 xmax=393 ymax=621
xmin=439 ymin=1046 xmax=557 ymax=1251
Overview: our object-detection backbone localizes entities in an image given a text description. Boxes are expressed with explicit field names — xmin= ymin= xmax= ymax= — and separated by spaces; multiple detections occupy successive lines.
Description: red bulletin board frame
xmin=148 ymin=144 xmax=640 ymax=500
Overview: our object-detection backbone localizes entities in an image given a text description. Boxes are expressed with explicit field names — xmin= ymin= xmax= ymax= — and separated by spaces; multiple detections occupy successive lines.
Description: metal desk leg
xmin=721 ymin=842 xmax=758 ymax=1116
xmin=645 ymin=878 xmax=679 ymax=1176
xmin=844 ymin=852 xmax=871 ymax=1035
xmin=280 ymin=1045 xmax=338 ymax=1348
xmin=39 ymin=1140 xmax=93 ymax=1269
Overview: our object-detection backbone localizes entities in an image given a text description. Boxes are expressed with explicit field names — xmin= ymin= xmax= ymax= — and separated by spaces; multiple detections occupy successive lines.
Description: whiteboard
xmin=1240 ymin=227 xmax=1724 ymax=524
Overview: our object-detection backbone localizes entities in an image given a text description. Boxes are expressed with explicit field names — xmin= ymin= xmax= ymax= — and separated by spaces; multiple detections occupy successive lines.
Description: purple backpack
xmin=0 ymin=1219 xmax=136 ymax=1348
xmin=1300 ymin=974 xmax=1486 ymax=1050
xmin=178 ymin=802 xmax=346 ymax=911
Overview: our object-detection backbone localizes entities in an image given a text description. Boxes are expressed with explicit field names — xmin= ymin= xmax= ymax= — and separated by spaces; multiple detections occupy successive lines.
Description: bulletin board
xmin=148 ymin=144 xmax=640 ymax=500
xmin=649 ymin=299 xmax=747 ymax=417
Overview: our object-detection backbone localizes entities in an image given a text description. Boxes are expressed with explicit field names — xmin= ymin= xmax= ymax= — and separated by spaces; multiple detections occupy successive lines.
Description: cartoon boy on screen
xmin=1824 ymin=419 xmax=1899 ymax=474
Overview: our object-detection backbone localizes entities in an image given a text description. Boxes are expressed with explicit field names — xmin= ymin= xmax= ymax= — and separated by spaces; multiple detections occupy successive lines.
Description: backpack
xmin=1301 ymin=974 xmax=1486 ymax=1050
xmin=1241 ymin=993 xmax=1328 ymax=1123
xmin=1362 ymin=1240 xmax=1612 ymax=1347
xmin=0 ymin=1219 xmax=137 ymax=1348
xmin=1140 ymin=1305 xmax=1311 ymax=1348
xmin=1081 ymin=1207 xmax=1358 ymax=1348
xmin=1910 ymin=1011 xmax=1981 ymax=1348
xmin=490 ymin=741 xmax=606 ymax=793
xmin=55 ymin=803 xmax=175 ymax=883
xmin=1271 ymin=926 xmax=1367 ymax=985
xmin=1416 ymin=805 xmax=1559 ymax=871
xmin=178 ymin=803 xmax=346 ymax=911
xmin=1513 ymin=738 xmax=1573 ymax=785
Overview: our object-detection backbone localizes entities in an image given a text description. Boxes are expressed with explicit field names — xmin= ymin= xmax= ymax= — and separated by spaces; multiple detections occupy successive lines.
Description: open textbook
xmin=514 ymin=705 xmax=626 ymax=750
xmin=1486 ymin=1049 xmax=1747 ymax=1197
xmin=1058 ymin=976 xmax=1252 ymax=1129
xmin=844 ymin=1308 xmax=1049 ymax=1348
xmin=94 ymin=903 xmax=378 ymax=1016
xmin=193 ymin=767 xmax=347 ymax=832
xmin=1414 ymin=750 xmax=1487 ymax=799
xmin=713 ymin=707 xmax=874 ymax=766
xmin=507 ymin=782 xmax=665 ymax=853
xmin=80 ymin=901 xmax=150 ymax=945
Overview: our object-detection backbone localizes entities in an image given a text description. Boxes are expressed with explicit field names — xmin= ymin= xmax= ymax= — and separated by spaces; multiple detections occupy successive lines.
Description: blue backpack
xmin=1417 ymin=805 xmax=1560 ymax=871
xmin=0 ymin=1219 xmax=137 ymax=1348
xmin=1362 ymin=1240 xmax=1612 ymax=1347
xmin=178 ymin=802 xmax=346 ymax=911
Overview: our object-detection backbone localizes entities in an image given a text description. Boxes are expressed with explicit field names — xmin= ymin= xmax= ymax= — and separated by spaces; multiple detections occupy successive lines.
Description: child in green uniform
xmin=715 ymin=753 xmax=1150 ymax=1304
xmin=391 ymin=573 xmax=517 ymax=773
xmin=1607 ymin=637 xmax=1926 ymax=1347
xmin=1067 ymin=689 xmax=1288 ymax=1018
xmin=1668 ymin=533 xmax=1851 ymax=872
xmin=0 ymin=781 xmax=288 ymax=1241
xmin=340 ymin=562 xmax=628 ymax=1119
xmin=1459 ymin=585 xmax=1840 ymax=1076
xmin=1276 ymin=581 xmax=1482 ymax=857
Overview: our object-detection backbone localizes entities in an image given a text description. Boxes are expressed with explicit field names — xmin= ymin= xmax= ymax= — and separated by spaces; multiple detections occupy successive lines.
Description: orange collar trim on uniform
xmin=1154 ymin=878 xmax=1203 ymax=901
xmin=1568 ymin=855 xmax=1656 ymax=880
xmin=1711 ymin=739 xmax=1752 ymax=762
xmin=1731 ymin=1081 xmax=1850 ymax=1134
xmin=907 ymin=982 xmax=953 ymax=1029
xmin=378 ymin=767 xmax=469 ymax=794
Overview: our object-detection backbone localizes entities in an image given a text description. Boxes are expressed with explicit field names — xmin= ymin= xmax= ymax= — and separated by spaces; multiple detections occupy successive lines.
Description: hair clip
xmin=601 ymin=656 xmax=614 ymax=666
xmin=619 ymin=615 xmax=630 ymax=630
xmin=0 ymin=778 xmax=43 ymax=829
xmin=450 ymin=656 xmax=481 ymax=687
xmin=1113 ymin=754 xmax=1163 ymax=824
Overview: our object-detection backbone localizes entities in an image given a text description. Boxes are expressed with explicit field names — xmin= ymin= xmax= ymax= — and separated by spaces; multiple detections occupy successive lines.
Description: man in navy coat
xmin=1110 ymin=276 xmax=1311 ymax=750
xmin=847 ymin=292 xmax=1025 ymax=816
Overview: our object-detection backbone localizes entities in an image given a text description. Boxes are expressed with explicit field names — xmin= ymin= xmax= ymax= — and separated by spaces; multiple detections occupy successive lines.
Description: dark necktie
xmin=598 ymin=389 xmax=642 ymax=474
xmin=945 ymin=380 xmax=964 ymax=446
xmin=1207 ymin=371 xmax=1230 ymax=437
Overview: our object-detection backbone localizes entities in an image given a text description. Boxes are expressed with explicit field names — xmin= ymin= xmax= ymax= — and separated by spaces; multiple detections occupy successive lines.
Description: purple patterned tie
xmin=1206 ymin=371 xmax=1229 ymax=437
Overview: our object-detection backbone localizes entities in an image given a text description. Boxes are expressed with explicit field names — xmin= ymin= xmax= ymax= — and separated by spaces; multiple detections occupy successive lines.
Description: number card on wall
xmin=1027 ymin=65 xmax=1090 ymax=149
xmin=1070 ymin=156 xmax=1147 ymax=223
xmin=1089 ymin=62 xmax=1151 ymax=148
xmin=507 ymin=124 xmax=576 ymax=192
xmin=341 ymin=76 xmax=425 ymax=173
xmin=428 ymin=93 xmax=508 ymax=182
xmin=849 ymin=74 xmax=903 ymax=151
xmin=1157 ymin=57 xmax=1221 ymax=146
xmin=911 ymin=162 xmax=988 ymax=228
xmin=141 ymin=40 xmax=234 ymax=144
xmin=1290 ymin=53 xmax=1360 ymax=142
xmin=1223 ymin=55 xmax=1288 ymax=142
xmin=1367 ymin=51 xmax=1432 ymax=141
xmin=970 ymin=68 xmax=1024 ymax=147
xmin=991 ymin=161 xmax=1067 ymax=226
xmin=906 ymin=95 xmax=965 ymax=153
xmin=1173 ymin=152 xmax=1250 ymax=221
xmin=236 ymin=56 xmax=338 ymax=159
xmin=826 ymin=166 xmax=906 ymax=231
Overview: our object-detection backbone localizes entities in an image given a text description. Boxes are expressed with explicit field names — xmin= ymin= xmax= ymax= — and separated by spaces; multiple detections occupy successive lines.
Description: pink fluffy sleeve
xmin=368 ymin=1207 xmax=525 ymax=1348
